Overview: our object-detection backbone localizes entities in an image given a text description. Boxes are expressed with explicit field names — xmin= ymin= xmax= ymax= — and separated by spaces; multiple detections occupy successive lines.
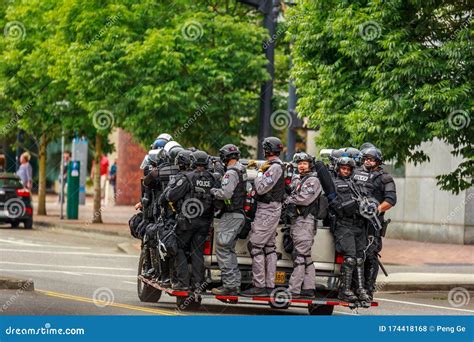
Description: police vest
xmin=183 ymin=170 xmax=217 ymax=217
xmin=352 ymin=167 xmax=384 ymax=203
xmin=256 ymin=161 xmax=285 ymax=204
xmin=333 ymin=175 xmax=359 ymax=217
xmin=224 ymin=165 xmax=247 ymax=212
xmin=158 ymin=163 xmax=180 ymax=193
xmin=295 ymin=172 xmax=321 ymax=219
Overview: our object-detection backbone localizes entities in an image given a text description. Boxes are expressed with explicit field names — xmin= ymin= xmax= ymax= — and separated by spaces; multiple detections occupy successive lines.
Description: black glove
xmin=328 ymin=195 xmax=343 ymax=218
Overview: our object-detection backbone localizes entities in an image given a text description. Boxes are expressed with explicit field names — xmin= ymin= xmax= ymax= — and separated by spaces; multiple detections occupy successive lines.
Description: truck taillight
xmin=204 ymin=229 xmax=213 ymax=255
xmin=16 ymin=189 xmax=30 ymax=197
xmin=25 ymin=207 xmax=33 ymax=215
xmin=335 ymin=253 xmax=344 ymax=264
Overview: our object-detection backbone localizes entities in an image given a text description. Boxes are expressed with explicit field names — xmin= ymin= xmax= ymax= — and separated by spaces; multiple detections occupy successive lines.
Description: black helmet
xmin=175 ymin=150 xmax=192 ymax=169
xmin=329 ymin=149 xmax=345 ymax=165
xmin=169 ymin=146 xmax=185 ymax=164
xmin=292 ymin=152 xmax=314 ymax=166
xmin=362 ymin=147 xmax=383 ymax=163
xmin=219 ymin=144 xmax=240 ymax=164
xmin=336 ymin=156 xmax=356 ymax=172
xmin=344 ymin=147 xmax=360 ymax=159
xmin=190 ymin=150 xmax=210 ymax=168
xmin=360 ymin=142 xmax=375 ymax=153
xmin=262 ymin=137 xmax=283 ymax=156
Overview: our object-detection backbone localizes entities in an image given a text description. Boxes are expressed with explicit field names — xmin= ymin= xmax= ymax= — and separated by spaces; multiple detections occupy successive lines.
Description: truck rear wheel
xmin=137 ymin=249 xmax=162 ymax=302
xmin=308 ymin=304 xmax=334 ymax=315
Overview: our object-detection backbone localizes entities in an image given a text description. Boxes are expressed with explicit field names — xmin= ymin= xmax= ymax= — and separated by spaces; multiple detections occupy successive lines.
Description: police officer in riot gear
xmin=241 ymin=137 xmax=285 ymax=297
xmin=331 ymin=157 xmax=371 ymax=303
xmin=210 ymin=144 xmax=248 ymax=296
xmin=352 ymin=147 xmax=397 ymax=300
xmin=285 ymin=152 xmax=322 ymax=298
xmin=143 ymin=144 xmax=180 ymax=287
xmin=165 ymin=150 xmax=218 ymax=291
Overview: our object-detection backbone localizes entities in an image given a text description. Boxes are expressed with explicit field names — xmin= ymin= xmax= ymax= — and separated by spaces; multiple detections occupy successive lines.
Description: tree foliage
xmin=289 ymin=0 xmax=473 ymax=193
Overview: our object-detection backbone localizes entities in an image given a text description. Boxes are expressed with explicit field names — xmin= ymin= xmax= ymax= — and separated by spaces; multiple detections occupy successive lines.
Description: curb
xmin=34 ymin=220 xmax=129 ymax=238
xmin=377 ymin=273 xmax=474 ymax=292
xmin=0 ymin=277 xmax=34 ymax=291
xmin=117 ymin=242 xmax=140 ymax=255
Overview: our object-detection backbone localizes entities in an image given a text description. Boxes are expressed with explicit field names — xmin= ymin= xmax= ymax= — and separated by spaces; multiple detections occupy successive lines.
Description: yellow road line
xmin=36 ymin=289 xmax=178 ymax=316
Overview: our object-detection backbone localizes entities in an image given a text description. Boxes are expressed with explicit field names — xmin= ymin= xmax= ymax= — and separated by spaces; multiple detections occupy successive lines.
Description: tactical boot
xmin=301 ymin=289 xmax=315 ymax=299
xmin=211 ymin=286 xmax=240 ymax=296
xmin=338 ymin=257 xmax=358 ymax=303
xmin=355 ymin=258 xmax=371 ymax=302
xmin=240 ymin=286 xmax=267 ymax=297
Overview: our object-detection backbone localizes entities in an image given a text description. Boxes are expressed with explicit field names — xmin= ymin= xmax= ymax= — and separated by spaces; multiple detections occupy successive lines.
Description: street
xmin=1 ymin=225 xmax=472 ymax=316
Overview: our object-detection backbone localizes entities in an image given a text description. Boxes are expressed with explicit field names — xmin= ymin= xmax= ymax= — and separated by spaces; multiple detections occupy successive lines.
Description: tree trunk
xmin=37 ymin=132 xmax=47 ymax=215
xmin=92 ymin=134 xmax=103 ymax=224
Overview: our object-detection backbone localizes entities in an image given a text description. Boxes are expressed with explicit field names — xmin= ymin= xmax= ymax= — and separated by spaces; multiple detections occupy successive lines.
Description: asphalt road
xmin=0 ymin=225 xmax=473 ymax=316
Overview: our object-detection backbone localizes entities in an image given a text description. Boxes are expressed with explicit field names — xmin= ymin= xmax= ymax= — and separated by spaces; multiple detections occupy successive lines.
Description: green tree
xmin=0 ymin=0 xmax=66 ymax=215
xmin=289 ymin=0 xmax=473 ymax=193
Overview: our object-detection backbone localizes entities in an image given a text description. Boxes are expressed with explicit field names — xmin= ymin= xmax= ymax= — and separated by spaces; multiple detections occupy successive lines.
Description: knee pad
xmin=247 ymin=241 xmax=264 ymax=258
xmin=304 ymin=255 xmax=314 ymax=267
xmin=343 ymin=256 xmax=356 ymax=267
xmin=264 ymin=244 xmax=276 ymax=256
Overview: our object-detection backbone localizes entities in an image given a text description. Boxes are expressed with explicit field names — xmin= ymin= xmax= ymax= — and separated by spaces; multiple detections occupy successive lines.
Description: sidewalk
xmin=33 ymin=194 xmax=135 ymax=237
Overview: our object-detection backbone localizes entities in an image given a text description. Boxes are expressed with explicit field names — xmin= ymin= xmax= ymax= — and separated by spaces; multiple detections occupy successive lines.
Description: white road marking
xmin=0 ymin=261 xmax=134 ymax=271
xmin=0 ymin=248 xmax=136 ymax=258
xmin=122 ymin=281 xmax=136 ymax=285
xmin=376 ymin=297 xmax=474 ymax=313
xmin=0 ymin=238 xmax=91 ymax=249
xmin=0 ymin=268 xmax=136 ymax=278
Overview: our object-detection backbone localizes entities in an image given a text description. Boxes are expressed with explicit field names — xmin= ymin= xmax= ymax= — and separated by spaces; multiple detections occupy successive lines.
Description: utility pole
xmin=239 ymin=0 xmax=280 ymax=158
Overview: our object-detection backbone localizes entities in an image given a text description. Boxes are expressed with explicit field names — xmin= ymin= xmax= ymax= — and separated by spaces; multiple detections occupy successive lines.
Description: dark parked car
xmin=0 ymin=173 xmax=33 ymax=229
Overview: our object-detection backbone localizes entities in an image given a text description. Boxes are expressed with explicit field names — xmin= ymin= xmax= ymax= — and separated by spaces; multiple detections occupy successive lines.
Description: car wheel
xmin=23 ymin=219 xmax=33 ymax=229
xmin=137 ymin=249 xmax=162 ymax=302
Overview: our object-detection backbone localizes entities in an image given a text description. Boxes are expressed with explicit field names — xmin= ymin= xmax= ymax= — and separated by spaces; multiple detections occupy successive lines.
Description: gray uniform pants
xmin=249 ymin=204 xmax=281 ymax=288
xmin=288 ymin=215 xmax=316 ymax=293
xmin=216 ymin=212 xmax=245 ymax=288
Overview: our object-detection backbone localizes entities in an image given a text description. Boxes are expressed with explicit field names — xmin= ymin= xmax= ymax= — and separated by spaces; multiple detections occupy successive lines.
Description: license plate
xmin=0 ymin=210 xmax=9 ymax=217
xmin=274 ymin=271 xmax=286 ymax=285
